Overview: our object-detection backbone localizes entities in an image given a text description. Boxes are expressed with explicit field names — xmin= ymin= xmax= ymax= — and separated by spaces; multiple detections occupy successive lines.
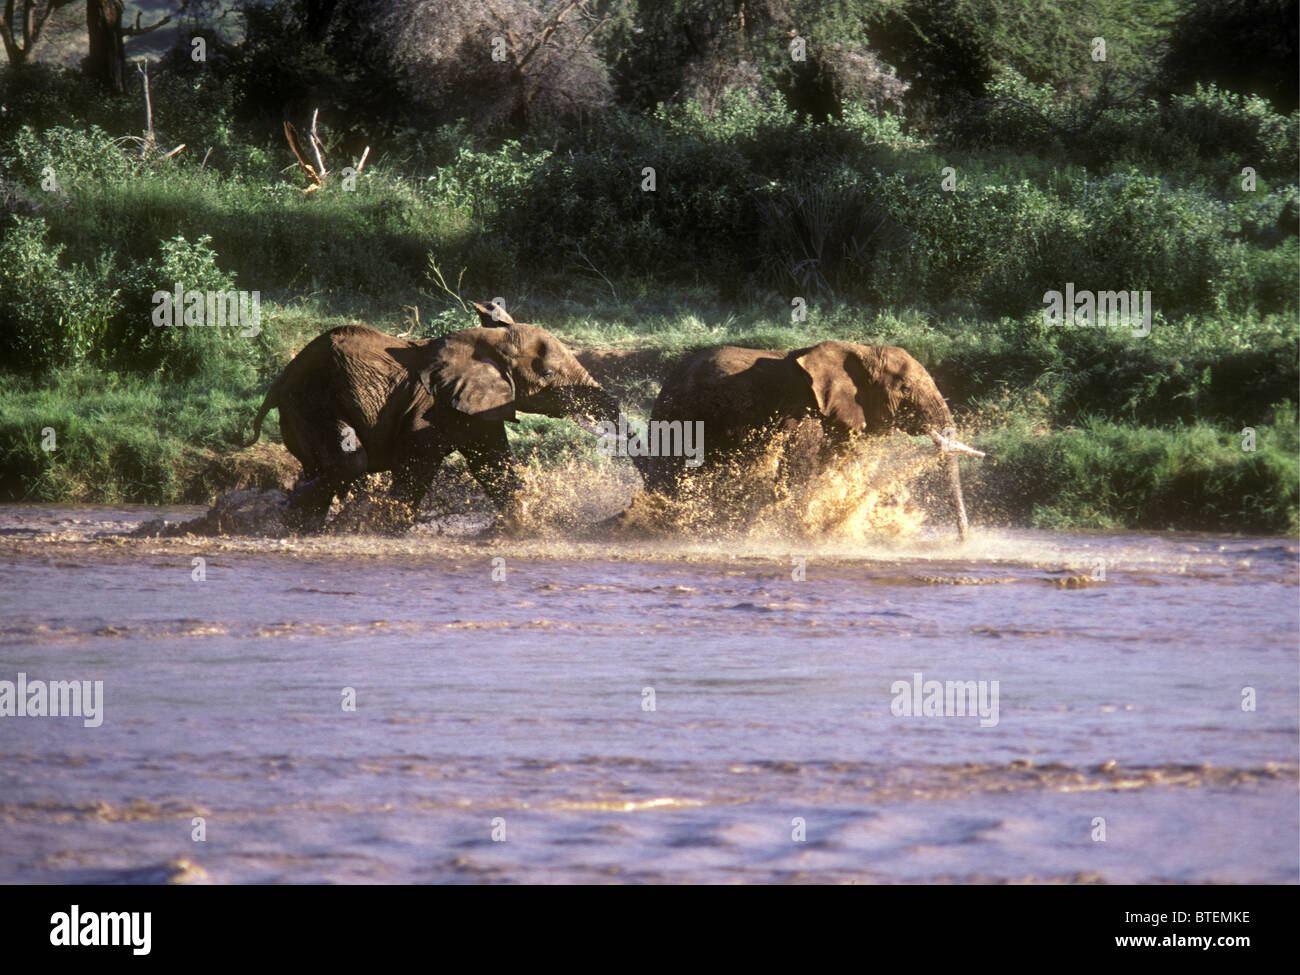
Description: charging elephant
xmin=639 ymin=341 xmax=984 ymax=538
xmin=244 ymin=302 xmax=619 ymax=530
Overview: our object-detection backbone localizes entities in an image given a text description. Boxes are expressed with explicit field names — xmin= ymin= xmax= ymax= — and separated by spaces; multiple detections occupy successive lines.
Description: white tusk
xmin=928 ymin=428 xmax=985 ymax=458
xmin=571 ymin=415 xmax=604 ymax=437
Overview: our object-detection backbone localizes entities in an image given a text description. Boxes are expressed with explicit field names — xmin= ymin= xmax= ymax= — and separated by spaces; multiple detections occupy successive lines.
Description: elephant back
xmin=653 ymin=345 xmax=792 ymax=437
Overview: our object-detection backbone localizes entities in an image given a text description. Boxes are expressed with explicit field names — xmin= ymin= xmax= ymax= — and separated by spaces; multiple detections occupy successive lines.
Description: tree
xmin=608 ymin=0 xmax=905 ymax=120
xmin=84 ymin=0 xmax=125 ymax=90
xmin=1161 ymin=0 xmax=1298 ymax=111
xmin=84 ymin=0 xmax=178 ymax=92
xmin=0 ymin=0 xmax=77 ymax=64
xmin=386 ymin=0 xmax=614 ymax=130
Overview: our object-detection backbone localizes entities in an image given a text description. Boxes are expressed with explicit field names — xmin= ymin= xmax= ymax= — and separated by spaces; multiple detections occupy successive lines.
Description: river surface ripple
xmin=0 ymin=505 xmax=1296 ymax=884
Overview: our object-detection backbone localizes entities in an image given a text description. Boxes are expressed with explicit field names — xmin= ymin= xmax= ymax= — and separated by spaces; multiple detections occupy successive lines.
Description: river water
xmin=0 ymin=503 xmax=1295 ymax=884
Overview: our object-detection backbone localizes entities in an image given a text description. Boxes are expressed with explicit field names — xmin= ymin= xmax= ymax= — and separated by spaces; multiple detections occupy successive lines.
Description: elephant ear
xmin=793 ymin=342 xmax=882 ymax=433
xmin=472 ymin=301 xmax=515 ymax=327
xmin=418 ymin=332 xmax=517 ymax=421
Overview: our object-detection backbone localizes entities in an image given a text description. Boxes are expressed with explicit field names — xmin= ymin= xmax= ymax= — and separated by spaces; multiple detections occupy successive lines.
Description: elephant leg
xmin=286 ymin=419 xmax=369 ymax=531
xmin=458 ymin=426 xmax=525 ymax=517
xmin=391 ymin=442 xmax=451 ymax=512
xmin=776 ymin=416 xmax=825 ymax=490
xmin=286 ymin=475 xmax=339 ymax=530
xmin=640 ymin=455 xmax=682 ymax=497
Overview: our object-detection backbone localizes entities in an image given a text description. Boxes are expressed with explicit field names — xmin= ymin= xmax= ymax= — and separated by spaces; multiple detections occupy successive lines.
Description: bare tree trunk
xmin=86 ymin=0 xmax=127 ymax=92
xmin=0 ymin=0 xmax=22 ymax=63
xmin=1 ymin=0 xmax=77 ymax=65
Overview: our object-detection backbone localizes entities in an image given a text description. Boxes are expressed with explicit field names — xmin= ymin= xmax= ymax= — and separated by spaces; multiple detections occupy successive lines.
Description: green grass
xmin=1 ymin=296 xmax=1295 ymax=533
xmin=1 ymin=66 xmax=1294 ymax=532
xmin=0 ymin=369 xmax=247 ymax=503
xmin=969 ymin=413 xmax=1299 ymax=533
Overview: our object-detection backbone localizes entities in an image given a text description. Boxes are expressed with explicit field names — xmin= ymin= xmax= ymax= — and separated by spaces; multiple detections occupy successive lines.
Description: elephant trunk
xmin=573 ymin=384 xmax=622 ymax=430
xmin=562 ymin=384 xmax=622 ymax=434
xmin=567 ymin=386 xmax=664 ymax=484
xmin=917 ymin=396 xmax=982 ymax=541
xmin=946 ymin=451 xmax=969 ymax=541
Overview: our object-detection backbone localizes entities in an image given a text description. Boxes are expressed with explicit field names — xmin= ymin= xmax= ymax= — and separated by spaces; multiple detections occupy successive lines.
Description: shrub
xmin=953 ymin=70 xmax=1300 ymax=185
xmin=0 ymin=217 xmax=116 ymax=372
xmin=2 ymin=124 xmax=137 ymax=186
xmin=105 ymin=232 xmax=248 ymax=379
xmin=1071 ymin=170 xmax=1234 ymax=316
xmin=1160 ymin=0 xmax=1299 ymax=112
xmin=971 ymin=412 xmax=1299 ymax=532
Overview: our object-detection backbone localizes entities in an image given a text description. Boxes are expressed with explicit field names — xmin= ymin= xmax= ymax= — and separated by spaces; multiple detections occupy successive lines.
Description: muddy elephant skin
xmin=639 ymin=341 xmax=982 ymax=538
xmin=244 ymin=303 xmax=619 ymax=528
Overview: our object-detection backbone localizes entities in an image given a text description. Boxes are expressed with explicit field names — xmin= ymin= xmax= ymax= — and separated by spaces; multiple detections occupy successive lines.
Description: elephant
xmin=637 ymin=340 xmax=984 ymax=538
xmin=243 ymin=302 xmax=619 ymax=531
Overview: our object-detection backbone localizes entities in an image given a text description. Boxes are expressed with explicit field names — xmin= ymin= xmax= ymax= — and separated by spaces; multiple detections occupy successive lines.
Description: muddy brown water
xmin=0 ymin=480 xmax=1296 ymax=883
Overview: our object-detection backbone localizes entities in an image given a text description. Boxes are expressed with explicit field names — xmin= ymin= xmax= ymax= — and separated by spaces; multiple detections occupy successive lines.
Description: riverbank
xmin=1 ymin=301 xmax=1295 ymax=534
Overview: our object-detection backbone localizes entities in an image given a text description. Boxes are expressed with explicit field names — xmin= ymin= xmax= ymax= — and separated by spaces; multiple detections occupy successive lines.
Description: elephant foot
xmin=328 ymin=495 xmax=416 ymax=536
xmin=284 ymin=505 xmax=329 ymax=535
xmin=473 ymin=507 xmax=529 ymax=541
xmin=485 ymin=516 xmax=523 ymax=540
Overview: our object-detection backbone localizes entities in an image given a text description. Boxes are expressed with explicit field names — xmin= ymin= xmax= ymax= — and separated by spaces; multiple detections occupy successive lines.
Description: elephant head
xmin=793 ymin=341 xmax=983 ymax=539
xmin=417 ymin=302 xmax=619 ymax=431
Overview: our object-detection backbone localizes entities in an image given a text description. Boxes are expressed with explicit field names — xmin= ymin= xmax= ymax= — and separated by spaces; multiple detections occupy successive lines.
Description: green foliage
xmin=0 ymin=368 xmax=257 ymax=503
xmin=956 ymin=70 xmax=1299 ymax=183
xmin=0 ymin=0 xmax=1295 ymax=532
xmin=866 ymin=0 xmax=995 ymax=108
xmin=976 ymin=0 xmax=1180 ymax=92
xmin=971 ymin=411 xmax=1298 ymax=532
xmin=0 ymin=63 xmax=139 ymax=145
xmin=105 ymin=232 xmax=253 ymax=380
xmin=0 ymin=217 xmax=116 ymax=372
xmin=3 ymin=124 xmax=136 ymax=185
xmin=1160 ymin=0 xmax=1299 ymax=112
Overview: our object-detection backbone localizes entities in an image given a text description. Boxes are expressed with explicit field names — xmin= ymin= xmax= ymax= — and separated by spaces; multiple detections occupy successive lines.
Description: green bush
xmin=2 ymin=124 xmax=137 ymax=187
xmin=1070 ymin=170 xmax=1234 ymax=315
xmin=0 ymin=217 xmax=116 ymax=372
xmin=971 ymin=412 xmax=1299 ymax=532
xmin=0 ymin=64 xmax=137 ymax=145
xmin=104 ymin=232 xmax=255 ymax=380
xmin=955 ymin=70 xmax=1300 ymax=185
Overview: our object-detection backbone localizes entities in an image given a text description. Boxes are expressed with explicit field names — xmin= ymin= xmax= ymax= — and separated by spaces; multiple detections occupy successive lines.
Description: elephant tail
xmin=242 ymin=377 xmax=283 ymax=448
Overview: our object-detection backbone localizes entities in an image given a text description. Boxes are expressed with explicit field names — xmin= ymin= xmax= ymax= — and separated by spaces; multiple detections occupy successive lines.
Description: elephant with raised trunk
xmin=639 ymin=340 xmax=984 ymax=538
xmin=244 ymin=302 xmax=619 ymax=530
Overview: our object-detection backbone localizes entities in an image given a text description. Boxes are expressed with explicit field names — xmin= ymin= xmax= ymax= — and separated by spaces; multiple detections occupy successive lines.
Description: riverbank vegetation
xmin=1 ymin=0 xmax=1295 ymax=531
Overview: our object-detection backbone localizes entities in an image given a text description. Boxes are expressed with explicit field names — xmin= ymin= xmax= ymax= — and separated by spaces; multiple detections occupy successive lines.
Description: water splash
xmin=601 ymin=432 xmax=940 ymax=542
xmin=159 ymin=434 xmax=953 ymax=544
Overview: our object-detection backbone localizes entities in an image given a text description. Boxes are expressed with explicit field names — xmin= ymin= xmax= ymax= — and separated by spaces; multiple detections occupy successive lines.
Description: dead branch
xmin=137 ymin=59 xmax=155 ymax=158
xmin=306 ymin=108 xmax=328 ymax=181
xmin=121 ymin=7 xmax=172 ymax=37
xmin=284 ymin=111 xmax=371 ymax=194
xmin=283 ymin=120 xmax=324 ymax=193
